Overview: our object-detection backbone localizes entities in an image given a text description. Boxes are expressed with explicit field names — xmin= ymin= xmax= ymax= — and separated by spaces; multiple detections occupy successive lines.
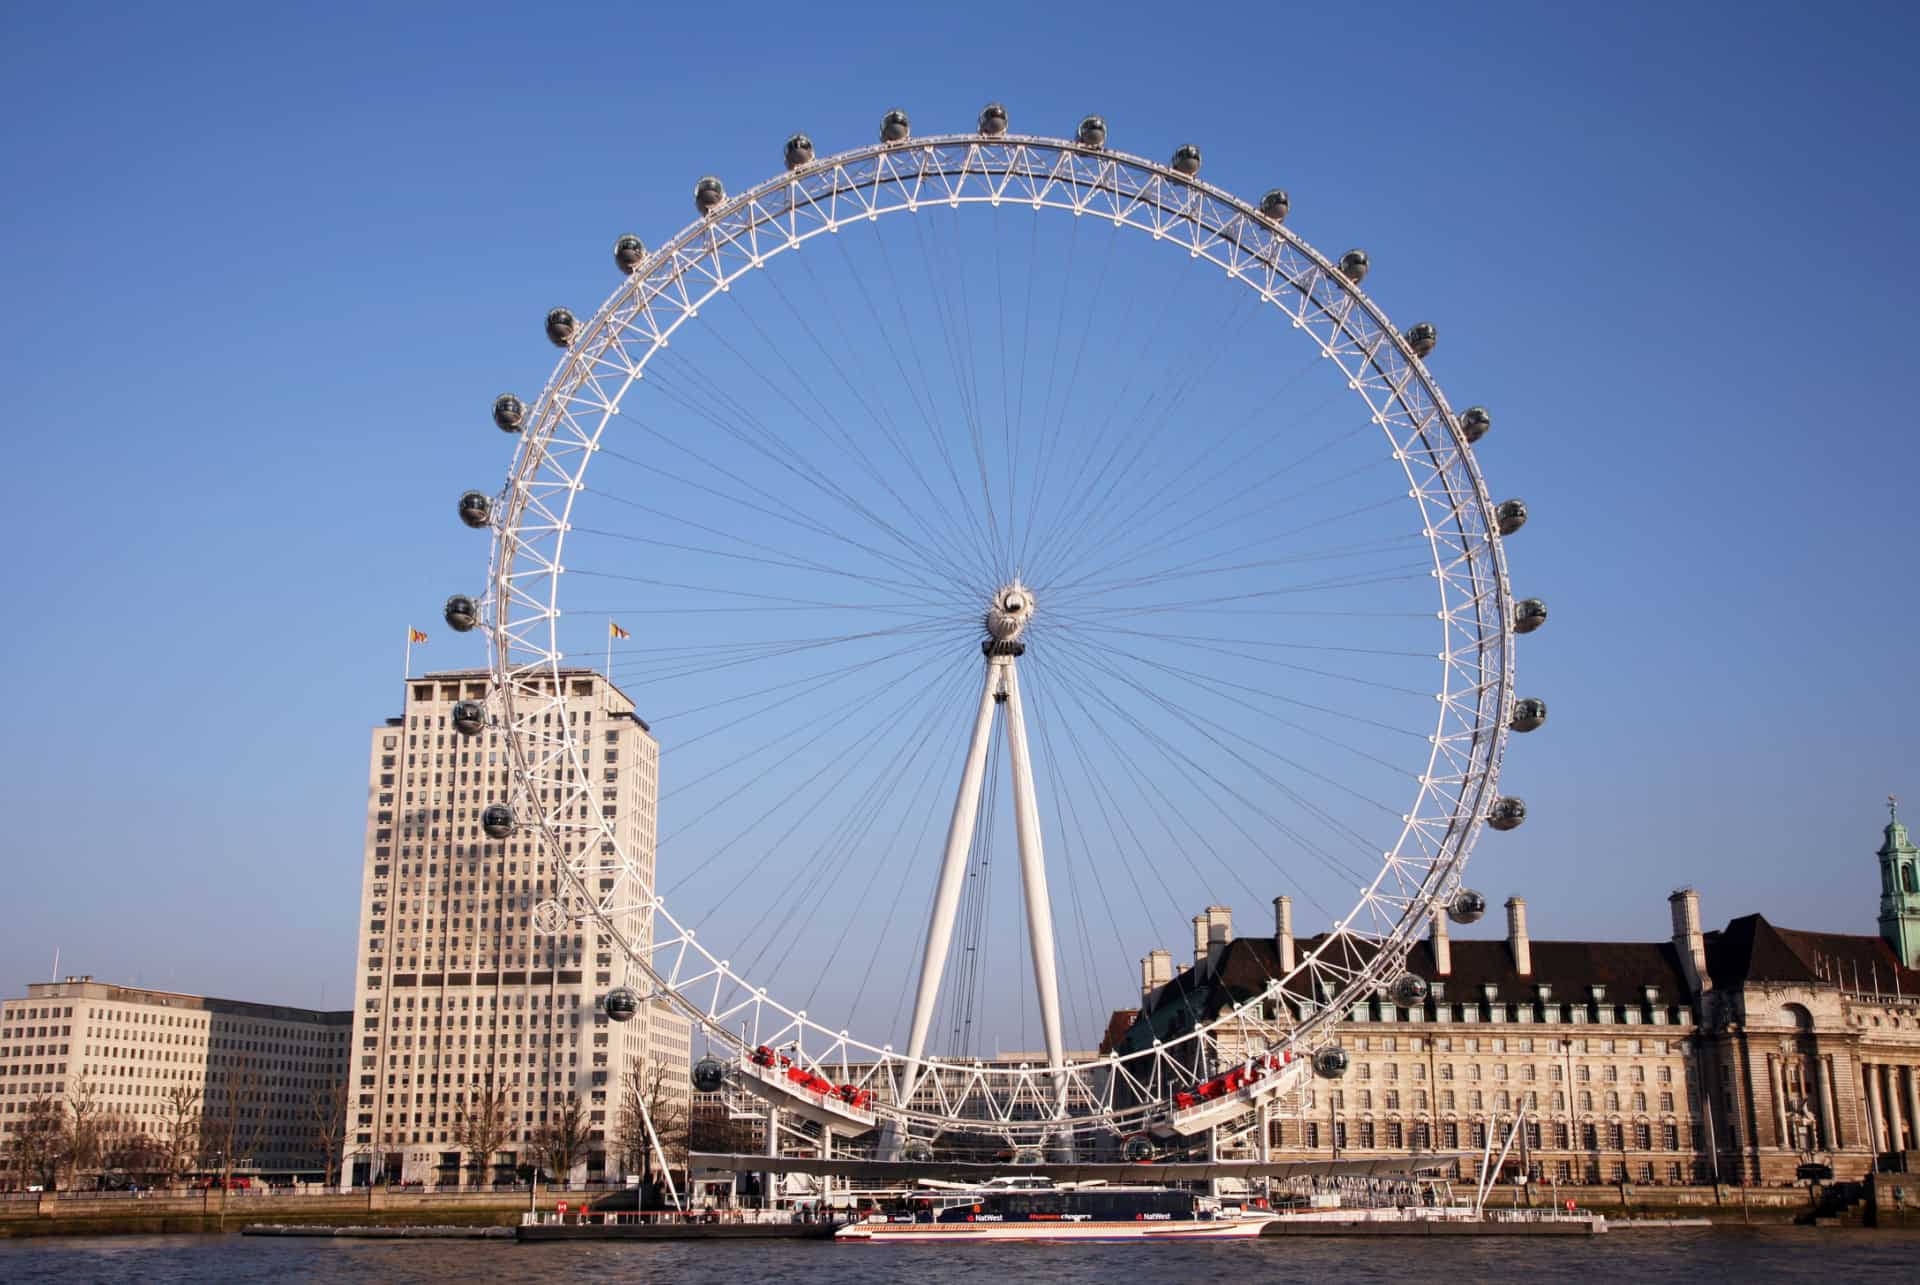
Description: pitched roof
xmin=1706 ymin=913 xmax=1920 ymax=992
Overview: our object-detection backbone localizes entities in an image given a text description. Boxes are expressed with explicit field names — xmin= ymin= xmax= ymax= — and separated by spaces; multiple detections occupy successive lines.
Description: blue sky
xmin=2 ymin=1 xmax=1916 ymax=1027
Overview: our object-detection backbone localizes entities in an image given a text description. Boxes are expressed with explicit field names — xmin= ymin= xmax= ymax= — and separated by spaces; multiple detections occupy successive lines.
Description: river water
xmin=2 ymin=1228 xmax=1917 ymax=1283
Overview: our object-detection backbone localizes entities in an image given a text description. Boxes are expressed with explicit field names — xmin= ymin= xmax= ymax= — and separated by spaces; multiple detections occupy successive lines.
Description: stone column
xmin=1904 ymin=1066 xmax=1920 ymax=1155
xmin=1767 ymin=1055 xmax=1788 ymax=1147
xmin=1815 ymin=1055 xmax=1839 ymax=1150
xmin=1887 ymin=1064 xmax=1908 ymax=1154
xmin=1864 ymin=1061 xmax=1884 ymax=1153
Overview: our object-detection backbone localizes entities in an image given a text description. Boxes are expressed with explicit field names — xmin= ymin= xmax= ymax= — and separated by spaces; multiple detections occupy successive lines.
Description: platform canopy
xmin=690 ymin=1152 xmax=1465 ymax=1184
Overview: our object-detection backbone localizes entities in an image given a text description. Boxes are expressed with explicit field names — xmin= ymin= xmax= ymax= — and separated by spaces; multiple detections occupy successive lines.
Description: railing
xmin=522 ymin=1207 xmax=825 ymax=1228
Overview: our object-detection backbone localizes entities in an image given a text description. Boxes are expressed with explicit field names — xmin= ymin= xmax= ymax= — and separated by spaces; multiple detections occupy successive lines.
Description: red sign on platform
xmin=557 ymin=1201 xmax=569 ymax=1215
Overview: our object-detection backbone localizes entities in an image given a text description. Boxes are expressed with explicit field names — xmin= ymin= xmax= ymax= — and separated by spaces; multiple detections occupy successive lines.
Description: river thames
xmin=1 ymin=1228 xmax=1916 ymax=1283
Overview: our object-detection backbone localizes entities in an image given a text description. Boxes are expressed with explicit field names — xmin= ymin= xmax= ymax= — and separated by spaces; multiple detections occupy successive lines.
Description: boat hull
xmin=838 ymin=1216 xmax=1272 ymax=1243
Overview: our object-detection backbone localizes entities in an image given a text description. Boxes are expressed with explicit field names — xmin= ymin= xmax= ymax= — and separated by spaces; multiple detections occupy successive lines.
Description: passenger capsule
xmin=1077 ymin=115 xmax=1108 ymax=148
xmin=1259 ymin=189 xmax=1290 ymax=223
xmin=444 ymin=594 xmax=479 ymax=633
xmin=1488 ymin=796 xmax=1528 ymax=831
xmin=1458 ymin=405 xmax=1491 ymax=444
xmin=1012 ymin=1146 xmax=1044 ymax=1166
xmin=451 ymin=700 xmax=487 ymax=737
xmin=692 ymin=1056 xmax=727 ymax=1093
xmin=880 ymin=109 xmax=911 ymax=143
xmin=1495 ymin=499 xmax=1528 ymax=535
xmin=1406 ymin=322 xmax=1438 ymax=358
xmin=545 ymin=307 xmax=577 ymax=348
xmin=1338 ymin=249 xmax=1370 ymax=284
xmin=1170 ymin=144 xmax=1203 ymax=177
xmin=613 ymin=234 xmax=646 ymax=275
xmin=902 ymin=1140 xmax=933 ymax=1163
xmin=1391 ymin=974 xmax=1430 ymax=1007
xmin=1513 ymin=597 xmax=1548 ymax=635
xmin=1313 ymin=1046 xmax=1351 ymax=1079
xmin=1510 ymin=697 xmax=1548 ymax=733
xmin=603 ymin=987 xmax=641 ymax=1022
xmin=1124 ymin=1135 xmax=1155 ymax=1162
xmin=480 ymin=803 xmax=515 ymax=840
xmin=784 ymin=133 xmax=814 ymax=170
xmin=978 ymin=103 xmax=1008 ymax=136
xmin=1449 ymin=889 xmax=1488 ymax=925
xmin=694 ymin=176 xmax=726 ymax=215
xmin=492 ymin=393 xmax=526 ymax=433
xmin=458 ymin=490 xmax=493 ymax=529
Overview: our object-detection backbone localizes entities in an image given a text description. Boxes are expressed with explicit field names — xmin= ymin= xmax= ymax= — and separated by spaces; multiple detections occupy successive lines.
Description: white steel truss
xmin=481 ymin=131 xmax=1518 ymax=1147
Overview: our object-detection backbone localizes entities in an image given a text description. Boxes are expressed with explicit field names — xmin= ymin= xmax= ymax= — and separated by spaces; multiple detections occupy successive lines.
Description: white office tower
xmin=346 ymin=668 xmax=689 ymax=1186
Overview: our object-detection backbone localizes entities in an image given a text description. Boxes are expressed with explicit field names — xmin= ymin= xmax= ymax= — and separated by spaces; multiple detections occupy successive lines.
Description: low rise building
xmin=1112 ymin=807 xmax=1920 ymax=1185
xmin=0 ymin=976 xmax=350 ymax=1183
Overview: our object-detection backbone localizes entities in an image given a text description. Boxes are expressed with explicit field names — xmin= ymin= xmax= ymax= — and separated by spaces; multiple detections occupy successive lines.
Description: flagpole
xmin=405 ymin=630 xmax=414 ymax=683
xmin=606 ymin=617 xmax=613 ymax=680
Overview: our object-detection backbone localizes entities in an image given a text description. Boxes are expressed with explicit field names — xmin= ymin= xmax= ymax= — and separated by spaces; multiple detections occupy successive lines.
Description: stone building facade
xmin=1114 ymin=809 xmax=1920 ymax=1186
xmin=0 ymin=976 xmax=350 ymax=1181
xmin=346 ymin=668 xmax=689 ymax=1186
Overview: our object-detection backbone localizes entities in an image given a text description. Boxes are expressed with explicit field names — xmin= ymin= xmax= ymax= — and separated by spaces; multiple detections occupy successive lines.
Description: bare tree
xmin=453 ymin=1075 xmax=513 ymax=1189
xmin=616 ymin=1058 xmax=689 ymax=1190
xmin=531 ymin=1093 xmax=588 ymax=1184
xmin=67 ymin=1079 xmax=104 ymax=1187
xmin=159 ymin=1084 xmax=201 ymax=1186
xmin=6 ymin=1095 xmax=70 ymax=1190
xmin=306 ymin=1079 xmax=350 ymax=1188
xmin=200 ymin=1053 xmax=268 ymax=1189
xmin=103 ymin=1128 xmax=165 ymax=1184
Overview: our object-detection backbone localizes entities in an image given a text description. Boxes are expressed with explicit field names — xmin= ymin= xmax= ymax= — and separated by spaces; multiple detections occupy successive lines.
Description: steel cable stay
xmin=733 ymin=660 xmax=980 ymax=992
xmin=630 ymin=343 xmax=978 ymax=598
xmin=470 ymin=121 xmax=1530 ymax=1151
xmin=907 ymin=209 xmax=1002 ymax=574
xmin=657 ymin=644 xmax=963 ymax=893
xmin=1022 ymin=652 xmax=1301 ymax=1024
xmin=1034 ymin=643 xmax=1335 ymax=911
xmin=1042 ymin=478 xmax=1408 ymax=604
xmin=1035 ymin=638 xmax=1379 ymax=890
xmin=1042 ymin=631 xmax=1405 ymax=856
xmin=593 ymin=425 xmax=981 ymax=600
xmin=1041 ymin=415 xmax=1383 ymax=595
xmin=860 ymin=217 xmax=1008 ymax=582
xmin=1016 ymin=658 xmax=1119 ymax=1055
xmin=762 ymin=252 xmax=990 ymax=589
xmin=676 ymin=275 xmax=992 ymax=596
xmin=574 ymin=484 xmax=963 ymax=602
xmin=636 ymin=360 xmax=981 ymax=601
xmin=1018 ymin=278 xmax=1264 ymax=583
xmin=808 ymin=665 xmax=983 ymax=1022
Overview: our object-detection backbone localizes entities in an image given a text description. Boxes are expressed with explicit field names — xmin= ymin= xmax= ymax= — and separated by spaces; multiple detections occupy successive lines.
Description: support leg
xmin=1002 ymin=660 xmax=1069 ymax=1129
xmin=891 ymin=661 xmax=1001 ymax=1154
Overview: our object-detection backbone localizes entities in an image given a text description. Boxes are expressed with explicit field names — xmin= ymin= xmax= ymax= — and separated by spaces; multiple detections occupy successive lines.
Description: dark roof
xmin=1706 ymin=914 xmax=1920 ymax=993
xmin=1098 ymin=1008 xmax=1140 ymax=1055
xmin=1397 ymin=937 xmax=1689 ymax=997
xmin=1118 ymin=929 xmax=1693 ymax=1055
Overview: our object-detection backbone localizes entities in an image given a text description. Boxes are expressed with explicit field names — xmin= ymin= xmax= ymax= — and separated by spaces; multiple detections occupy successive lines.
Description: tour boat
xmin=835 ymin=1177 xmax=1276 ymax=1242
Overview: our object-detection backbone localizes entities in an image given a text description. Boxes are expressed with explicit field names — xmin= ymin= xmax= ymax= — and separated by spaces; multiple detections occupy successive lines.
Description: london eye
xmin=445 ymin=104 xmax=1546 ymax=1164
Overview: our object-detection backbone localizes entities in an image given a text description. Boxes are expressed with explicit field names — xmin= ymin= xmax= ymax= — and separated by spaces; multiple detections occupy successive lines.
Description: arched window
xmin=1904 ymin=864 xmax=1917 ymax=895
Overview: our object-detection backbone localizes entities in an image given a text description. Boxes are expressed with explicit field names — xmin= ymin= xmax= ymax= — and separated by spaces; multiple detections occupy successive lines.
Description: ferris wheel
xmin=445 ymin=104 xmax=1548 ymax=1158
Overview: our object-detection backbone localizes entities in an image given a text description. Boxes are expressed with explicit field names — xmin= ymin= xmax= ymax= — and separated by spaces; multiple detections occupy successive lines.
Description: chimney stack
xmin=1669 ymin=888 xmax=1711 ymax=996
xmin=1274 ymin=896 xmax=1295 ymax=973
xmin=1206 ymin=905 xmax=1233 ymax=967
xmin=1506 ymin=897 xmax=1532 ymax=976
xmin=1141 ymin=949 xmax=1172 ymax=1002
xmin=1193 ymin=913 xmax=1210 ymax=965
xmin=1431 ymin=909 xmax=1452 ymax=976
